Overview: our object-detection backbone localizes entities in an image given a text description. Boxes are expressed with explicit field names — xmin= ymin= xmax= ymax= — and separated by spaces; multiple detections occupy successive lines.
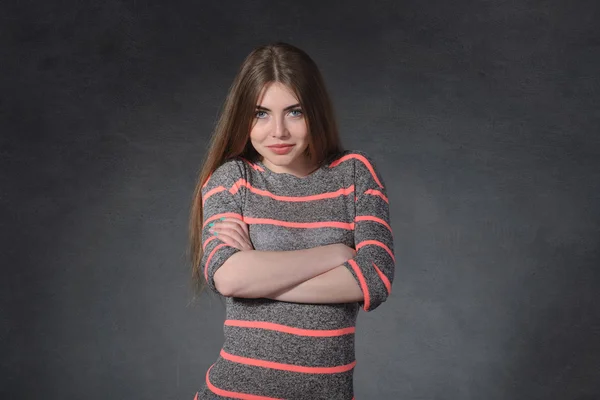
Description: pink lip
xmin=268 ymin=145 xmax=294 ymax=155
xmin=267 ymin=144 xmax=294 ymax=148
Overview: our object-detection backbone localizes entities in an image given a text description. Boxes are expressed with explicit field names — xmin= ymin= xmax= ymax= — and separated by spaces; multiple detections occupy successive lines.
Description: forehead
xmin=256 ymin=82 xmax=299 ymax=106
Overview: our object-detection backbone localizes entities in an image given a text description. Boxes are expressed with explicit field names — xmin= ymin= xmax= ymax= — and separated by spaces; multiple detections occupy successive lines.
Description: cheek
xmin=288 ymin=119 xmax=305 ymax=131
xmin=249 ymin=125 xmax=266 ymax=143
xmin=292 ymin=123 xmax=309 ymax=141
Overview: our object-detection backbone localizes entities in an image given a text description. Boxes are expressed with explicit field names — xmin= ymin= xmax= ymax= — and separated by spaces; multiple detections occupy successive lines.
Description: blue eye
xmin=289 ymin=109 xmax=303 ymax=117
xmin=255 ymin=110 xmax=267 ymax=119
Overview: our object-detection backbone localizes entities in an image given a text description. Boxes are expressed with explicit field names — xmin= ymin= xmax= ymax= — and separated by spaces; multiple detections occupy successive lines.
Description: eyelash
xmin=255 ymin=109 xmax=303 ymax=119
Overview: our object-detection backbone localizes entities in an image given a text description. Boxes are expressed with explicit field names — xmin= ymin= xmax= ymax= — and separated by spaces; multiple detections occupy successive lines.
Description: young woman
xmin=189 ymin=42 xmax=395 ymax=400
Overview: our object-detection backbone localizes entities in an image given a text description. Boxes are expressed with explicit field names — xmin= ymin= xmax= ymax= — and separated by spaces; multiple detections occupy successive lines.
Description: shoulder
xmin=348 ymin=150 xmax=376 ymax=165
xmin=334 ymin=149 xmax=379 ymax=172
xmin=218 ymin=157 xmax=246 ymax=176
xmin=204 ymin=157 xmax=246 ymax=188
xmin=344 ymin=150 xmax=386 ymax=189
xmin=327 ymin=150 xmax=365 ymax=166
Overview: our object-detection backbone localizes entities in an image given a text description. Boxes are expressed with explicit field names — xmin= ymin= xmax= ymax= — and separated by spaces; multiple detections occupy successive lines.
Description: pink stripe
xmin=329 ymin=154 xmax=384 ymax=188
xmin=203 ymin=214 xmax=354 ymax=231
xmin=355 ymin=215 xmax=392 ymax=234
xmin=373 ymin=262 xmax=392 ymax=295
xmin=206 ymin=364 xmax=282 ymax=400
xmin=202 ymin=172 xmax=212 ymax=189
xmin=202 ymin=186 xmax=227 ymax=205
xmin=244 ymin=217 xmax=354 ymax=230
xmin=364 ymin=189 xmax=388 ymax=203
xmin=202 ymin=235 xmax=218 ymax=251
xmin=203 ymin=212 xmax=244 ymax=228
xmin=229 ymin=178 xmax=245 ymax=195
xmin=239 ymin=157 xmax=265 ymax=172
xmin=229 ymin=179 xmax=355 ymax=202
xmin=356 ymin=240 xmax=395 ymax=262
xmin=220 ymin=349 xmax=356 ymax=374
xmin=204 ymin=243 xmax=229 ymax=282
xmin=347 ymin=259 xmax=370 ymax=311
xmin=224 ymin=320 xmax=355 ymax=337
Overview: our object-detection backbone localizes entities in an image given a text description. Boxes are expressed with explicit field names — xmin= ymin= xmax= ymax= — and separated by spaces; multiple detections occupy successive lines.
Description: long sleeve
xmin=200 ymin=159 xmax=246 ymax=294
xmin=342 ymin=151 xmax=395 ymax=312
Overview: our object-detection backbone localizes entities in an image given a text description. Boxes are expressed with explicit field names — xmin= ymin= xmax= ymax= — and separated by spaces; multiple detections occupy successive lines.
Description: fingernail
xmin=208 ymin=222 xmax=215 ymax=227
xmin=219 ymin=217 xmax=226 ymax=221
xmin=212 ymin=231 xmax=218 ymax=236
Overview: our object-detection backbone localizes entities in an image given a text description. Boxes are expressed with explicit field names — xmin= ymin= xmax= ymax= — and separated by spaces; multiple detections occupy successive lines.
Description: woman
xmin=189 ymin=42 xmax=395 ymax=400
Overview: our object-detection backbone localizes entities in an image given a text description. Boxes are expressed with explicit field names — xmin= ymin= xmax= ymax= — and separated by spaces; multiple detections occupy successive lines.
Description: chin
xmin=266 ymin=157 xmax=292 ymax=166
xmin=262 ymin=151 xmax=296 ymax=163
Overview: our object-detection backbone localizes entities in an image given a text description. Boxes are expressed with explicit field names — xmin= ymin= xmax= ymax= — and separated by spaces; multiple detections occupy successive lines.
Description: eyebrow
xmin=255 ymin=103 xmax=301 ymax=112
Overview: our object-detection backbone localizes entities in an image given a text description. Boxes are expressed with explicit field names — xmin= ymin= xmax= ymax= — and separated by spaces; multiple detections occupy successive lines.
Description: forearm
xmin=266 ymin=265 xmax=364 ymax=304
xmin=214 ymin=244 xmax=343 ymax=298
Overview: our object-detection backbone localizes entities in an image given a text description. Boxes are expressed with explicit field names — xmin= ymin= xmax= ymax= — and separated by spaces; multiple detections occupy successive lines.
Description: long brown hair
xmin=188 ymin=42 xmax=345 ymax=294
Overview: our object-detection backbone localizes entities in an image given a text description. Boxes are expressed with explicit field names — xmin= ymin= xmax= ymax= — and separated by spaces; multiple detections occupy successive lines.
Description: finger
xmin=221 ymin=217 xmax=249 ymax=236
xmin=210 ymin=223 xmax=252 ymax=248
xmin=223 ymin=232 xmax=253 ymax=251
xmin=212 ymin=231 xmax=246 ymax=250
xmin=214 ymin=227 xmax=252 ymax=250
xmin=213 ymin=220 xmax=251 ymax=242
xmin=211 ymin=223 xmax=248 ymax=244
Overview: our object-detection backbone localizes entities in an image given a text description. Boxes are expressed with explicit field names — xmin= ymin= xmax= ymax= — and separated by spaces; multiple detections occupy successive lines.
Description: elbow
xmin=362 ymin=278 xmax=393 ymax=312
xmin=346 ymin=258 xmax=394 ymax=312
xmin=202 ymin=246 xmax=247 ymax=296
xmin=213 ymin=274 xmax=233 ymax=297
xmin=211 ymin=254 xmax=261 ymax=298
xmin=213 ymin=261 xmax=237 ymax=297
xmin=362 ymin=292 xmax=389 ymax=312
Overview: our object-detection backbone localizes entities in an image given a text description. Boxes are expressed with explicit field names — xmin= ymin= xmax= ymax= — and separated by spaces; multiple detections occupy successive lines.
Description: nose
xmin=272 ymin=115 xmax=289 ymax=138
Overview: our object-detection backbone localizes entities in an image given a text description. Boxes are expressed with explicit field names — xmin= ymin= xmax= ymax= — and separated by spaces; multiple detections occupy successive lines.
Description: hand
xmin=208 ymin=217 xmax=254 ymax=251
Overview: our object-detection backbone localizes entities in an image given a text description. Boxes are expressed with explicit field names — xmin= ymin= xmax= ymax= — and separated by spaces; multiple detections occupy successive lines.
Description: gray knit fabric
xmin=195 ymin=150 xmax=395 ymax=400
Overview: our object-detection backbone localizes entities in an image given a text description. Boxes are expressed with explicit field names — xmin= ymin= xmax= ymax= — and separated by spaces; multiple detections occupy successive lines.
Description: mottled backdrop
xmin=2 ymin=1 xmax=599 ymax=399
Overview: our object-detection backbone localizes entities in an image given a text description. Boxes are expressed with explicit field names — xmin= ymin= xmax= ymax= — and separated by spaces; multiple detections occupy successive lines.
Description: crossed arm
xmin=267 ymin=263 xmax=364 ymax=304
xmin=199 ymin=154 xmax=395 ymax=310
xmin=208 ymin=219 xmax=363 ymax=304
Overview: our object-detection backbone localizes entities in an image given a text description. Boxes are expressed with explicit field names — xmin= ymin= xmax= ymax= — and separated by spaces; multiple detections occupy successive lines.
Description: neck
xmin=261 ymin=156 xmax=318 ymax=178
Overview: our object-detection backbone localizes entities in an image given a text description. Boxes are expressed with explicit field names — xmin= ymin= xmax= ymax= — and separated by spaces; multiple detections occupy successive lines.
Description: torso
xmin=198 ymin=151 xmax=360 ymax=400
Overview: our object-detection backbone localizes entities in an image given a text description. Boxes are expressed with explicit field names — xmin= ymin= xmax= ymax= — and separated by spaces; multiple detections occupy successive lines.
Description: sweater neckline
xmin=255 ymin=159 xmax=328 ymax=181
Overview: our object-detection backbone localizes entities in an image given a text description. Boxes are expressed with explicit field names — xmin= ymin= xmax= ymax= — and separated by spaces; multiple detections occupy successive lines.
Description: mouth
xmin=267 ymin=144 xmax=295 ymax=155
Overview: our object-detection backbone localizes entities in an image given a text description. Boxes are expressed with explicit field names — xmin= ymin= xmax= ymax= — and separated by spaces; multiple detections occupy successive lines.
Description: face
xmin=249 ymin=82 xmax=314 ymax=177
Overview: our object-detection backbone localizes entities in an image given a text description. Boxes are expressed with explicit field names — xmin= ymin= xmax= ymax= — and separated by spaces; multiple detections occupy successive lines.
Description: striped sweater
xmin=195 ymin=150 xmax=395 ymax=400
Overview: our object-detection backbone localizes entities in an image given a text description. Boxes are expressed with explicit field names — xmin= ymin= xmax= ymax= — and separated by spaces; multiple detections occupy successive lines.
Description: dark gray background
xmin=2 ymin=1 xmax=599 ymax=399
